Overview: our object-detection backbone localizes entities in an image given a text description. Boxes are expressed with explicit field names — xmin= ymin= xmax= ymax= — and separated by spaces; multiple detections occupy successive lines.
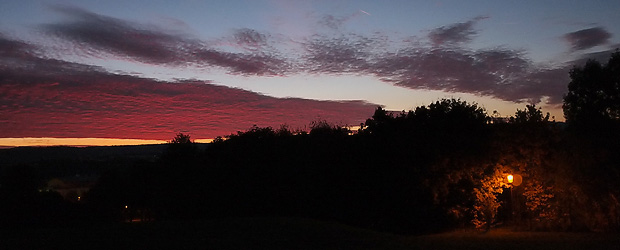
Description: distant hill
xmin=0 ymin=143 xmax=209 ymax=179
xmin=0 ymin=144 xmax=167 ymax=165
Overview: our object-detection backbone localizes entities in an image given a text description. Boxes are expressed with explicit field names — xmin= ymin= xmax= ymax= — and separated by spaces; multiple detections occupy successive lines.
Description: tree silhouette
xmin=511 ymin=104 xmax=550 ymax=124
xmin=309 ymin=120 xmax=350 ymax=137
xmin=169 ymin=132 xmax=193 ymax=144
xmin=563 ymin=51 xmax=620 ymax=127
xmin=560 ymin=51 xmax=620 ymax=231
xmin=161 ymin=132 xmax=198 ymax=165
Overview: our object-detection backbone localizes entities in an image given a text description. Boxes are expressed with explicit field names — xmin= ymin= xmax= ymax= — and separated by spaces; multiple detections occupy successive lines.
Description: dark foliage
xmin=564 ymin=51 xmax=620 ymax=128
xmin=0 ymin=164 xmax=92 ymax=228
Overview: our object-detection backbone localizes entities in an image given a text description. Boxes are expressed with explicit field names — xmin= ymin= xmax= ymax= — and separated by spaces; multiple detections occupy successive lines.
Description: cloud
xmin=371 ymin=46 xmax=569 ymax=103
xmin=564 ymin=27 xmax=612 ymax=51
xmin=0 ymin=33 xmax=108 ymax=82
xmin=574 ymin=47 xmax=620 ymax=64
xmin=44 ymin=5 xmax=186 ymax=64
xmin=0 ymin=33 xmax=37 ymax=58
xmin=319 ymin=10 xmax=368 ymax=30
xmin=320 ymin=15 xmax=349 ymax=30
xmin=294 ymin=27 xmax=571 ymax=104
xmin=43 ymin=5 xmax=288 ymax=75
xmin=0 ymin=36 xmax=375 ymax=139
xmin=192 ymin=48 xmax=289 ymax=75
xmin=233 ymin=28 xmax=269 ymax=49
xmin=1 ymin=77 xmax=375 ymax=139
xmin=428 ymin=16 xmax=488 ymax=46
xmin=35 ymin=7 xmax=597 ymax=107
xmin=302 ymin=34 xmax=377 ymax=74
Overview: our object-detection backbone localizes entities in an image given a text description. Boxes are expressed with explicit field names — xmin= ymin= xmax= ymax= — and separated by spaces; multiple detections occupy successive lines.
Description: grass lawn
xmin=2 ymin=218 xmax=619 ymax=250
xmin=406 ymin=228 xmax=620 ymax=250
xmin=1 ymin=217 xmax=408 ymax=250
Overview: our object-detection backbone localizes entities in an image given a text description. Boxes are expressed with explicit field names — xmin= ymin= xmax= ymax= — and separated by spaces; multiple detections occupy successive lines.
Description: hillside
xmin=0 ymin=144 xmax=208 ymax=179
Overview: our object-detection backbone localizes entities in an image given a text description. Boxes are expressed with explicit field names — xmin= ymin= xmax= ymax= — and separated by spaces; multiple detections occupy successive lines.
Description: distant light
xmin=77 ymin=196 xmax=81 ymax=201
xmin=507 ymin=175 xmax=514 ymax=183
xmin=125 ymin=205 xmax=128 ymax=209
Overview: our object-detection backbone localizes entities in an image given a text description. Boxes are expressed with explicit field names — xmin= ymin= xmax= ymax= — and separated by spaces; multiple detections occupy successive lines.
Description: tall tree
xmin=563 ymin=51 xmax=620 ymax=127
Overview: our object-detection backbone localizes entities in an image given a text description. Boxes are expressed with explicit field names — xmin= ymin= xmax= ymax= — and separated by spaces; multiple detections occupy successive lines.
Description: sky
xmin=1 ymin=0 xmax=619 ymax=146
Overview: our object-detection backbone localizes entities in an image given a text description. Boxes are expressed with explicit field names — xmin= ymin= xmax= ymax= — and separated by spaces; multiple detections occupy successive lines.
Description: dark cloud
xmin=371 ymin=47 xmax=569 ymax=103
xmin=0 ymin=35 xmax=375 ymax=139
xmin=43 ymin=5 xmax=288 ymax=75
xmin=233 ymin=28 xmax=269 ymax=49
xmin=428 ymin=16 xmax=488 ymax=46
xmin=564 ymin=27 xmax=612 ymax=51
xmin=44 ymin=5 xmax=186 ymax=64
xmin=0 ymin=33 xmax=36 ymax=58
xmin=320 ymin=15 xmax=348 ymax=30
xmin=192 ymin=49 xmax=289 ymax=75
xmin=318 ymin=10 xmax=370 ymax=30
xmin=0 ymin=33 xmax=108 ymax=83
xmin=292 ymin=26 xmax=570 ymax=104
xmin=302 ymin=34 xmax=376 ymax=74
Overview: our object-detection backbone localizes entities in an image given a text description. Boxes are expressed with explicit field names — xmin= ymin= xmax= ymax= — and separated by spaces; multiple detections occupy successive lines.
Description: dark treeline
xmin=1 ymin=52 xmax=619 ymax=234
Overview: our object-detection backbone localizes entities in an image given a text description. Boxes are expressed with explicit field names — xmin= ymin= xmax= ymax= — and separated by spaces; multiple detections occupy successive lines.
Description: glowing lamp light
xmin=507 ymin=174 xmax=522 ymax=186
xmin=125 ymin=205 xmax=128 ymax=209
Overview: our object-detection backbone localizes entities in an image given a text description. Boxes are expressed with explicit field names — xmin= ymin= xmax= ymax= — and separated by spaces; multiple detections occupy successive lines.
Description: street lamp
xmin=507 ymin=174 xmax=514 ymax=224
xmin=508 ymin=174 xmax=522 ymax=187
xmin=507 ymin=174 xmax=522 ymax=226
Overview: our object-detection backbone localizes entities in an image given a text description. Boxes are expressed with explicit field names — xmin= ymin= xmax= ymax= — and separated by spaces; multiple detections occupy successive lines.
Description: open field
xmin=406 ymin=229 xmax=620 ymax=250
xmin=2 ymin=218 xmax=619 ymax=250
xmin=2 ymin=218 xmax=407 ymax=250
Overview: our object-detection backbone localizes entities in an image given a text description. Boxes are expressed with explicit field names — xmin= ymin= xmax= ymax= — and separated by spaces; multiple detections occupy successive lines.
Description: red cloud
xmin=0 ymin=34 xmax=375 ymax=140
xmin=1 ymin=77 xmax=375 ymax=139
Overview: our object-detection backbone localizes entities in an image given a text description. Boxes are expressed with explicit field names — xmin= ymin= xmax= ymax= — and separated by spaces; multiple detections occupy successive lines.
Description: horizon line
xmin=0 ymin=137 xmax=214 ymax=148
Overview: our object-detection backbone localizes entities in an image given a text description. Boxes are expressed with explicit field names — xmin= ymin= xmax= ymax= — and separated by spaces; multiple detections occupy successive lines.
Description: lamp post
xmin=507 ymin=175 xmax=514 ymax=224
xmin=507 ymin=174 xmax=522 ymax=226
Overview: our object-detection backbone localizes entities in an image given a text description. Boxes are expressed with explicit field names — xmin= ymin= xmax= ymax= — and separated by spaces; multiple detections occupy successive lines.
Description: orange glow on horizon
xmin=0 ymin=137 xmax=213 ymax=147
